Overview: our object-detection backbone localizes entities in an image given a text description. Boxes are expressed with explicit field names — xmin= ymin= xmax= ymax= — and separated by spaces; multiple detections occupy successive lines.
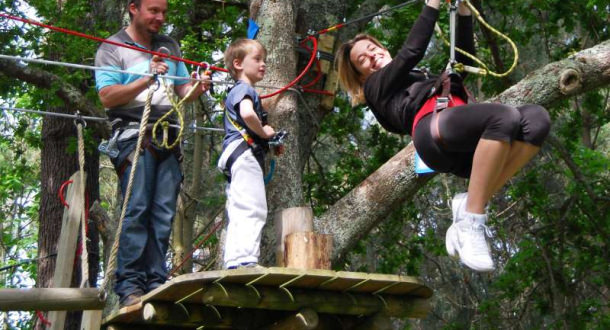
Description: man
xmin=95 ymin=0 xmax=210 ymax=307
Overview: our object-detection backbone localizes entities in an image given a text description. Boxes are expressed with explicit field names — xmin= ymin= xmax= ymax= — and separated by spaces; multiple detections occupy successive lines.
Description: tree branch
xmin=0 ymin=59 xmax=108 ymax=136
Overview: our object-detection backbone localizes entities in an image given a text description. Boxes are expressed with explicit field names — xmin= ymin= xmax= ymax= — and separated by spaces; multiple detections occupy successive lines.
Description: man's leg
xmin=145 ymin=153 xmax=181 ymax=291
xmin=114 ymin=149 xmax=156 ymax=304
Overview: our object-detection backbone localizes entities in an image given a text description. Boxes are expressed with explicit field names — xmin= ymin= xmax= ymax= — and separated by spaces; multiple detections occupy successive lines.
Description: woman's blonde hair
xmin=224 ymin=38 xmax=267 ymax=80
xmin=335 ymin=34 xmax=386 ymax=106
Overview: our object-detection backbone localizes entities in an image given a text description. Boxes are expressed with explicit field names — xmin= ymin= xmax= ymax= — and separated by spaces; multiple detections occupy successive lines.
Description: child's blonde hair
xmin=224 ymin=38 xmax=267 ymax=80
xmin=335 ymin=34 xmax=386 ymax=106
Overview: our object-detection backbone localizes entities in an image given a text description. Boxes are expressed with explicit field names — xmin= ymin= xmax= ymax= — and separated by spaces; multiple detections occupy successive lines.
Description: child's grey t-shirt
xmin=222 ymin=80 xmax=266 ymax=151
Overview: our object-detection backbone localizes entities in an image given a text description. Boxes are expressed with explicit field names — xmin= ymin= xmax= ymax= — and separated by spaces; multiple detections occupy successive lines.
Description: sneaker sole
xmin=445 ymin=224 xmax=459 ymax=258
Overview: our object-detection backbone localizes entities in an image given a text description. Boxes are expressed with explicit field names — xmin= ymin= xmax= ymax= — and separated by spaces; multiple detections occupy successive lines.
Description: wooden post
xmin=318 ymin=34 xmax=336 ymax=74
xmin=80 ymin=310 xmax=103 ymax=330
xmin=321 ymin=68 xmax=339 ymax=111
xmin=284 ymin=232 xmax=332 ymax=270
xmin=200 ymin=283 xmax=431 ymax=318
xmin=265 ymin=308 xmax=319 ymax=330
xmin=48 ymin=172 xmax=85 ymax=329
xmin=0 ymin=288 xmax=104 ymax=311
xmin=274 ymin=207 xmax=313 ymax=266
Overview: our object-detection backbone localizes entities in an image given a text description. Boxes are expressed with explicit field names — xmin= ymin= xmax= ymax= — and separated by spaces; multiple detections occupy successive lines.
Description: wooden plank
xmin=148 ymin=268 xmax=431 ymax=302
xmin=48 ymin=172 xmax=86 ymax=329
xmin=321 ymin=69 xmax=339 ymax=110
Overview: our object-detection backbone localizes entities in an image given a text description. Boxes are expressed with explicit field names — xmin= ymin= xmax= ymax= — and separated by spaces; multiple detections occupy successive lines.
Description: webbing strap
xmin=225 ymin=109 xmax=254 ymax=146
xmin=430 ymin=71 xmax=452 ymax=147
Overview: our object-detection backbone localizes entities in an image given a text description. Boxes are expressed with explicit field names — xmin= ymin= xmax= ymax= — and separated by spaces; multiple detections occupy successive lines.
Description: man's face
xmin=130 ymin=0 xmax=167 ymax=35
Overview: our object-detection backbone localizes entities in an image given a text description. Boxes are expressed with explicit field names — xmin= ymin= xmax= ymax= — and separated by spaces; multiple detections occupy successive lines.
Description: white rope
xmin=76 ymin=120 xmax=90 ymax=288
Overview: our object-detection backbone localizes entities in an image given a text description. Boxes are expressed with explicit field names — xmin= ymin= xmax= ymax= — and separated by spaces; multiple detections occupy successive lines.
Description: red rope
xmin=316 ymin=23 xmax=346 ymax=35
xmin=302 ymin=88 xmax=334 ymax=96
xmin=168 ymin=220 xmax=224 ymax=277
xmin=58 ymin=180 xmax=73 ymax=208
xmin=36 ymin=311 xmax=51 ymax=326
xmin=299 ymin=41 xmax=323 ymax=89
xmin=260 ymin=36 xmax=319 ymax=99
xmin=0 ymin=12 xmax=227 ymax=72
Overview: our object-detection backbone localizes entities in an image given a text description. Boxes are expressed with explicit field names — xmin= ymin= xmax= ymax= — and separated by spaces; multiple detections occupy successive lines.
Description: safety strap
xmin=225 ymin=109 xmax=255 ymax=146
xmin=223 ymin=110 xmax=266 ymax=182
xmin=430 ymin=71 xmax=452 ymax=147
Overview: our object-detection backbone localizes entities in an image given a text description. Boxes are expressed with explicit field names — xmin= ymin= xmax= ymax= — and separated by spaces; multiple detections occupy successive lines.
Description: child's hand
xmin=262 ymin=125 xmax=276 ymax=139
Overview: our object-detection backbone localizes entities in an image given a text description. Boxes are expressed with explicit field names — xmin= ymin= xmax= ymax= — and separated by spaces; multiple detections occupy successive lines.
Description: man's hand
xmin=193 ymin=70 xmax=212 ymax=94
xmin=150 ymin=55 xmax=169 ymax=75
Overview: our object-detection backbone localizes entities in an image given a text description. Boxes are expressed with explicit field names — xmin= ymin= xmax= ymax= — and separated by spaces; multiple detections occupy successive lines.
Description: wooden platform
xmin=102 ymin=267 xmax=433 ymax=329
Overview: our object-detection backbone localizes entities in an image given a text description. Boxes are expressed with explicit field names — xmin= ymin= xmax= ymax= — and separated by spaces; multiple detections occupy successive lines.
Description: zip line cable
xmin=0 ymin=106 xmax=225 ymax=132
xmin=315 ymin=0 xmax=420 ymax=35
xmin=0 ymin=53 xmax=332 ymax=96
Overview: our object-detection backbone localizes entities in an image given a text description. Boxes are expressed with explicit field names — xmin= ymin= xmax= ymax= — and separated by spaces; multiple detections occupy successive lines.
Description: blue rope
xmin=264 ymin=159 xmax=276 ymax=185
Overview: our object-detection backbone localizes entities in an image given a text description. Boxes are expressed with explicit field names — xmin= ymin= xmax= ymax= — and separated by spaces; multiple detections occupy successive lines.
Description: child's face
xmin=236 ymin=45 xmax=266 ymax=85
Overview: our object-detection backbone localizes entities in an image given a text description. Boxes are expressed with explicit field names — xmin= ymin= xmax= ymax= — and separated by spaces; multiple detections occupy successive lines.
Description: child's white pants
xmin=219 ymin=144 xmax=267 ymax=269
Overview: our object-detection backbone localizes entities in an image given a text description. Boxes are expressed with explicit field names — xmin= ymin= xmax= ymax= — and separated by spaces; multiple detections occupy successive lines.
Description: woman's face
xmin=349 ymin=39 xmax=392 ymax=80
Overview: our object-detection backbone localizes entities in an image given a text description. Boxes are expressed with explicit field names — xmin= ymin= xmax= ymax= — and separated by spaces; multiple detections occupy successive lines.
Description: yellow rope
xmin=151 ymin=77 xmax=201 ymax=149
xmin=76 ymin=121 xmax=90 ymax=288
xmin=435 ymin=0 xmax=519 ymax=78
xmin=100 ymin=83 xmax=155 ymax=297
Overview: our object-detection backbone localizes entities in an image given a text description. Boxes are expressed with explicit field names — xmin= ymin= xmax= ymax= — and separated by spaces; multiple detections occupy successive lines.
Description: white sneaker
xmin=446 ymin=193 xmax=468 ymax=257
xmin=446 ymin=213 xmax=495 ymax=272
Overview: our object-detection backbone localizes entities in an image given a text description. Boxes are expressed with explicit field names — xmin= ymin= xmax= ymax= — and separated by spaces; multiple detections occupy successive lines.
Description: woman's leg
xmin=490 ymin=104 xmax=551 ymax=194
xmin=466 ymin=139 xmax=511 ymax=213
xmin=490 ymin=141 xmax=540 ymax=195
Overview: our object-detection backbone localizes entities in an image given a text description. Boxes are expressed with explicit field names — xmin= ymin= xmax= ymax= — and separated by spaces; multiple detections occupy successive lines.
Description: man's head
xmin=224 ymin=39 xmax=267 ymax=83
xmin=128 ymin=0 xmax=167 ymax=35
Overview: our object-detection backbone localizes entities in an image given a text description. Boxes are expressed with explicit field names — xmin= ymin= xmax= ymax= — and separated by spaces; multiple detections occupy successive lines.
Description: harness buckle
xmin=435 ymin=97 xmax=450 ymax=111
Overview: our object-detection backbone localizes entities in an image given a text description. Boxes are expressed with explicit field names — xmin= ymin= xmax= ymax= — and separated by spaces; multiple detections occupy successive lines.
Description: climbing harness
xmin=222 ymin=109 xmax=265 ymax=182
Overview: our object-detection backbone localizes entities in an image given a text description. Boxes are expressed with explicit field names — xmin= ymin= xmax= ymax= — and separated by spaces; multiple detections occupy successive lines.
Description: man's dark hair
xmin=128 ymin=0 xmax=141 ymax=20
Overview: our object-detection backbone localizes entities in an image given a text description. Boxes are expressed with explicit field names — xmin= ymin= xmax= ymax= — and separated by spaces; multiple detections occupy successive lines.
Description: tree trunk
xmin=36 ymin=113 xmax=101 ymax=330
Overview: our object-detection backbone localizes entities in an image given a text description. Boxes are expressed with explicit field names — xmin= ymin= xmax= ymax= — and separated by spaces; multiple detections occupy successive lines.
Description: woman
xmin=335 ymin=0 xmax=550 ymax=272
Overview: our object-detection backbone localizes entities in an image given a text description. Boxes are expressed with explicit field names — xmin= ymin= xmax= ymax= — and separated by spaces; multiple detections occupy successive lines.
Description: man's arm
xmin=239 ymin=98 xmax=275 ymax=139
xmin=98 ymin=55 xmax=168 ymax=108
xmin=174 ymin=71 xmax=211 ymax=101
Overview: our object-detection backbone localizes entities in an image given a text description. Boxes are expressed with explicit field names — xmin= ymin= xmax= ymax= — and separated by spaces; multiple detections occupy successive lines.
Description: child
xmin=218 ymin=39 xmax=278 ymax=269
